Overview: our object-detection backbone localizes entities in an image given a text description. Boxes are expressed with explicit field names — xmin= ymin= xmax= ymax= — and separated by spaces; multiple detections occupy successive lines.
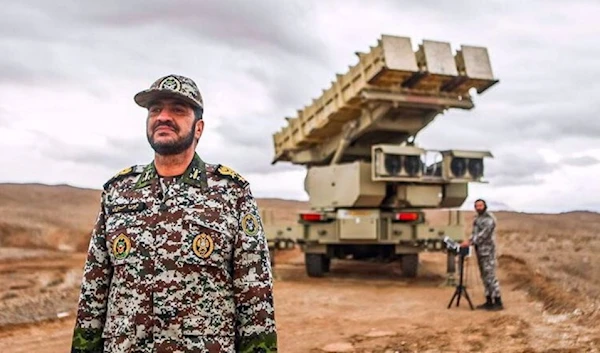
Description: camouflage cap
xmin=134 ymin=74 xmax=204 ymax=110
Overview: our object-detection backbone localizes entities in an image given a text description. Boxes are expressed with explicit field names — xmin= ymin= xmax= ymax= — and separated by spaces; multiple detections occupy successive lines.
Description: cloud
xmin=484 ymin=150 xmax=600 ymax=187
xmin=0 ymin=109 xmax=8 ymax=127
xmin=0 ymin=0 xmax=599 ymax=213
xmin=560 ymin=155 xmax=600 ymax=167
xmin=86 ymin=0 xmax=328 ymax=60
xmin=0 ymin=1 xmax=331 ymax=87
xmin=485 ymin=150 xmax=559 ymax=187
xmin=43 ymin=137 xmax=152 ymax=172
xmin=28 ymin=127 xmax=151 ymax=172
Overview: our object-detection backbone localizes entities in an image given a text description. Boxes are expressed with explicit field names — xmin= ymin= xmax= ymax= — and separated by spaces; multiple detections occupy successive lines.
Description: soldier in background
xmin=463 ymin=198 xmax=503 ymax=311
xmin=71 ymin=74 xmax=277 ymax=352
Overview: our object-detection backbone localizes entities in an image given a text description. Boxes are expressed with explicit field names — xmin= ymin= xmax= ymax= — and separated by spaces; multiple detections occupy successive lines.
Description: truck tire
xmin=305 ymin=253 xmax=326 ymax=277
xmin=401 ymin=254 xmax=419 ymax=278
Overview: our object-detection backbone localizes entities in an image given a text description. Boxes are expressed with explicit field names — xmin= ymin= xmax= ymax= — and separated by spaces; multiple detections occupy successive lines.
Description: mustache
xmin=153 ymin=121 xmax=178 ymax=132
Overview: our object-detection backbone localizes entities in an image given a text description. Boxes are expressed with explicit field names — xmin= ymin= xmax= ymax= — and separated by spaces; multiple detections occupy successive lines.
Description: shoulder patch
xmin=103 ymin=165 xmax=145 ymax=190
xmin=215 ymin=164 xmax=249 ymax=188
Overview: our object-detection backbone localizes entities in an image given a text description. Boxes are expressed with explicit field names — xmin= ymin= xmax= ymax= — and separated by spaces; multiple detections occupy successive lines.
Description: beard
xmin=147 ymin=120 xmax=195 ymax=155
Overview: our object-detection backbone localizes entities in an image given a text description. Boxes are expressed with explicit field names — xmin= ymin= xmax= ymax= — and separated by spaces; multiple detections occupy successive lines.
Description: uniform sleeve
xmin=232 ymin=186 xmax=278 ymax=352
xmin=71 ymin=192 xmax=113 ymax=353
xmin=470 ymin=217 xmax=495 ymax=246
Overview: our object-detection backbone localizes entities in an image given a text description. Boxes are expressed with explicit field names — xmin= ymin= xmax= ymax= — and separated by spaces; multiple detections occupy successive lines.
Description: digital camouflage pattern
xmin=476 ymin=248 xmax=501 ymax=298
xmin=470 ymin=211 xmax=501 ymax=298
xmin=134 ymin=74 xmax=204 ymax=110
xmin=71 ymin=153 xmax=277 ymax=353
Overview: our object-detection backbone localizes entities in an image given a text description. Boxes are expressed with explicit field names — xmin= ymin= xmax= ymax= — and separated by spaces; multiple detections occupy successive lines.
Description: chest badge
xmin=193 ymin=233 xmax=214 ymax=259
xmin=108 ymin=201 xmax=146 ymax=215
xmin=242 ymin=213 xmax=260 ymax=236
xmin=113 ymin=233 xmax=131 ymax=260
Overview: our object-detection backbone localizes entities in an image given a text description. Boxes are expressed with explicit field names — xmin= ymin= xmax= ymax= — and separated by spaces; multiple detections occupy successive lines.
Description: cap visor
xmin=134 ymin=89 xmax=201 ymax=109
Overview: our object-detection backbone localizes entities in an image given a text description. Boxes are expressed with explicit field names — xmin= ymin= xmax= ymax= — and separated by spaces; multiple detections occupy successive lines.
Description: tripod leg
xmin=447 ymin=288 xmax=459 ymax=309
xmin=456 ymin=254 xmax=465 ymax=307
xmin=463 ymin=286 xmax=475 ymax=310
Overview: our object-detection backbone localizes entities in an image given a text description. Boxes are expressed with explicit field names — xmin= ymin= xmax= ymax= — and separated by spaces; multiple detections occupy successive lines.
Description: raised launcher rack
xmin=271 ymin=35 xmax=498 ymax=167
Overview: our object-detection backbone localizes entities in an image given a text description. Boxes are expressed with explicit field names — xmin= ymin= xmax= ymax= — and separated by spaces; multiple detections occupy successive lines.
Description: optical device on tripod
xmin=443 ymin=236 xmax=474 ymax=310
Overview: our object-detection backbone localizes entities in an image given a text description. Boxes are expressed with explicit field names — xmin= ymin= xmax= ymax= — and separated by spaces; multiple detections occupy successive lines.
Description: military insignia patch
xmin=242 ymin=213 xmax=260 ymax=236
xmin=159 ymin=76 xmax=182 ymax=91
xmin=117 ymin=166 xmax=133 ymax=176
xmin=192 ymin=233 xmax=214 ymax=259
xmin=189 ymin=167 xmax=202 ymax=181
xmin=216 ymin=164 xmax=248 ymax=188
xmin=112 ymin=233 xmax=131 ymax=260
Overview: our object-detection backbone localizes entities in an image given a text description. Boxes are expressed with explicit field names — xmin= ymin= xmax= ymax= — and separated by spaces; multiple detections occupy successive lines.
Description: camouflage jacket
xmin=469 ymin=211 xmax=497 ymax=256
xmin=71 ymin=153 xmax=277 ymax=353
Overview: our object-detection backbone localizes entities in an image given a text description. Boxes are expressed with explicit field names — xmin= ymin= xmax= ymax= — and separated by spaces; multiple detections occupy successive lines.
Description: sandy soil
xmin=1 ymin=184 xmax=599 ymax=352
xmin=0 ymin=248 xmax=598 ymax=353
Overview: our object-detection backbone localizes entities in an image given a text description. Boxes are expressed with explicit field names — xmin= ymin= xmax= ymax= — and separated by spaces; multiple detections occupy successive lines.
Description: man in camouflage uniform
xmin=71 ymin=74 xmax=278 ymax=352
xmin=463 ymin=199 xmax=503 ymax=311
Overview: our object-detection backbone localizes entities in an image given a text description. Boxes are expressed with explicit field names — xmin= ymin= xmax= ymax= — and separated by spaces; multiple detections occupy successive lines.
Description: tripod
xmin=447 ymin=246 xmax=474 ymax=310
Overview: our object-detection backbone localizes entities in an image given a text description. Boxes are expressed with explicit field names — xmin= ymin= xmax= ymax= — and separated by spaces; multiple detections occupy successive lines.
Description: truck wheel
xmin=305 ymin=253 xmax=326 ymax=277
xmin=401 ymin=254 xmax=418 ymax=278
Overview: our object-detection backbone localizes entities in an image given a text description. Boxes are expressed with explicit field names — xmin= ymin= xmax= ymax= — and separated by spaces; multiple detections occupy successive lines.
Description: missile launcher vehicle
xmin=270 ymin=34 xmax=499 ymax=278
xmin=260 ymin=209 xmax=301 ymax=268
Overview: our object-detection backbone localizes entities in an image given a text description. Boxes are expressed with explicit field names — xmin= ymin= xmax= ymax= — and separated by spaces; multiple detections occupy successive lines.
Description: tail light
xmin=300 ymin=213 xmax=325 ymax=222
xmin=394 ymin=212 xmax=419 ymax=222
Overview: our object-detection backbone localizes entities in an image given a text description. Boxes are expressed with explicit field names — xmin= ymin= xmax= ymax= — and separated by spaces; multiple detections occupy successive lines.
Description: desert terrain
xmin=0 ymin=183 xmax=599 ymax=352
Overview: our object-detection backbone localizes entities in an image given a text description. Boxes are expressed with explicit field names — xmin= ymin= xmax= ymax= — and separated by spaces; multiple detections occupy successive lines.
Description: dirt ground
xmin=1 ymin=184 xmax=599 ymax=352
xmin=0 ymin=246 xmax=598 ymax=353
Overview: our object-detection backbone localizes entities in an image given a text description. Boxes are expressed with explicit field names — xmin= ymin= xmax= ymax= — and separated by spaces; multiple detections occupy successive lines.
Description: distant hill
xmin=0 ymin=183 xmax=102 ymax=251
xmin=1 ymin=183 xmax=598 ymax=252
xmin=0 ymin=183 xmax=308 ymax=252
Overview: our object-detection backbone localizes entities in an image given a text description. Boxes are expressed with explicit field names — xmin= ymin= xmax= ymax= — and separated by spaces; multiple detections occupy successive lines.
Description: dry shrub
xmin=500 ymin=254 xmax=581 ymax=314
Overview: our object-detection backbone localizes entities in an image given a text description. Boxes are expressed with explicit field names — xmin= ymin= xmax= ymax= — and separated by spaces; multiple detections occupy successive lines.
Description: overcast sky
xmin=1 ymin=0 xmax=598 ymax=213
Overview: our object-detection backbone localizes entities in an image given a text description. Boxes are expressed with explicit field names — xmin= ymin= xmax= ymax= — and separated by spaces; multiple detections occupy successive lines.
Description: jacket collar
xmin=134 ymin=153 xmax=207 ymax=190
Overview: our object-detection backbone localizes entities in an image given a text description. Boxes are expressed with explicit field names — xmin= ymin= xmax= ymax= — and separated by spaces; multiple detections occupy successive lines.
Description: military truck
xmin=270 ymin=35 xmax=499 ymax=278
xmin=260 ymin=209 xmax=301 ymax=267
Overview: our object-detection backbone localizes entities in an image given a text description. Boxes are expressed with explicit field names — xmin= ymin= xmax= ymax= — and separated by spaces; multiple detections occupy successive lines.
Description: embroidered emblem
xmin=141 ymin=170 xmax=154 ymax=182
xmin=242 ymin=213 xmax=259 ymax=236
xmin=134 ymin=165 xmax=158 ymax=189
xmin=112 ymin=233 xmax=131 ymax=260
xmin=159 ymin=76 xmax=182 ymax=91
xmin=192 ymin=233 xmax=214 ymax=259
xmin=189 ymin=167 xmax=202 ymax=181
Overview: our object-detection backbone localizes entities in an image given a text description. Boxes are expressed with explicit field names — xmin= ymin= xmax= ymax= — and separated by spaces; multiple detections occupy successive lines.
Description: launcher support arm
xmin=330 ymin=120 xmax=359 ymax=165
